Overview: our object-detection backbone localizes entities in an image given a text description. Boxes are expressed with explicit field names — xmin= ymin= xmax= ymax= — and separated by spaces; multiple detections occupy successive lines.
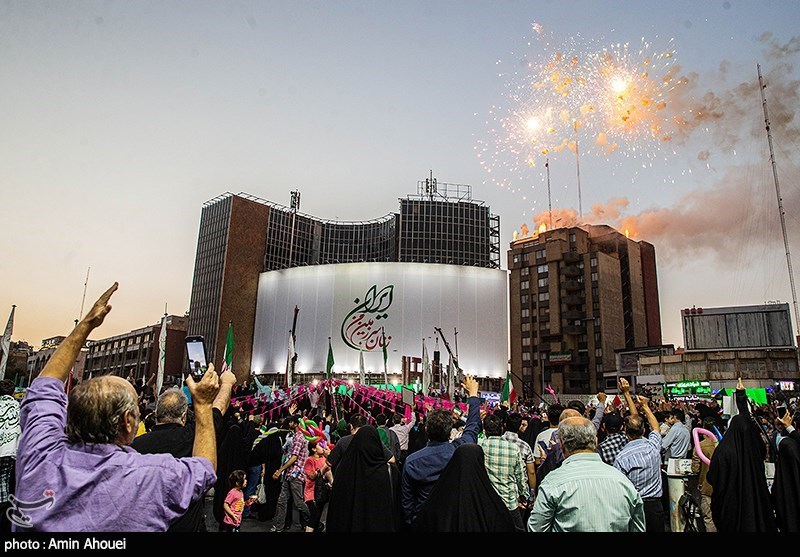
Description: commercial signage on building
xmin=664 ymin=380 xmax=712 ymax=398
xmin=548 ymin=352 xmax=573 ymax=364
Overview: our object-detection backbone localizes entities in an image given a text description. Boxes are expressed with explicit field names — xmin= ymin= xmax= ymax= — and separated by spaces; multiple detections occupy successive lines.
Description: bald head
xmin=66 ymin=375 xmax=140 ymax=446
xmin=559 ymin=409 xmax=581 ymax=422
xmin=156 ymin=388 xmax=188 ymax=424
xmin=558 ymin=416 xmax=597 ymax=456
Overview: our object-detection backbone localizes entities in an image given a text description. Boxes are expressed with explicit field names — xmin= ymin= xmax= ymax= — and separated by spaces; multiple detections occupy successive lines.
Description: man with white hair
xmin=528 ymin=416 xmax=645 ymax=532
xmin=14 ymin=283 xmax=220 ymax=532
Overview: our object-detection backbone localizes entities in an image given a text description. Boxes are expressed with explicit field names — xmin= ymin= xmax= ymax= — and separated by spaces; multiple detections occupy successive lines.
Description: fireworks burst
xmin=476 ymin=24 xmax=690 ymax=198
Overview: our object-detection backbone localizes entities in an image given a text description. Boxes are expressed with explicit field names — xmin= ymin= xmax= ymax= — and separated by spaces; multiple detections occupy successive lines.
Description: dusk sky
xmin=2 ymin=1 xmax=799 ymax=352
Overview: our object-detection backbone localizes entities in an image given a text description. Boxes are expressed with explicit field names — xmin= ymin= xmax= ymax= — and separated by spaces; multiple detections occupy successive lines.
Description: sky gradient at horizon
xmin=1 ymin=1 xmax=799 ymax=355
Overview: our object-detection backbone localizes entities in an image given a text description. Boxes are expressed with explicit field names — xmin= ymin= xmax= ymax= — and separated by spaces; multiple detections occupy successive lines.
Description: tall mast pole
xmin=758 ymin=64 xmax=800 ymax=336
xmin=78 ymin=267 xmax=90 ymax=320
xmin=574 ymin=122 xmax=583 ymax=218
xmin=545 ymin=158 xmax=553 ymax=229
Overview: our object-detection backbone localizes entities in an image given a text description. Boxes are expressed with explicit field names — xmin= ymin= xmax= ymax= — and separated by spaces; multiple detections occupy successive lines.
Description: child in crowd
xmin=223 ymin=470 xmax=256 ymax=532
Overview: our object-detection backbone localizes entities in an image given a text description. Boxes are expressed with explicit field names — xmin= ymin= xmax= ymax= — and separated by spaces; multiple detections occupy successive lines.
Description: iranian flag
xmin=221 ymin=322 xmax=234 ymax=375
xmin=501 ymin=372 xmax=517 ymax=405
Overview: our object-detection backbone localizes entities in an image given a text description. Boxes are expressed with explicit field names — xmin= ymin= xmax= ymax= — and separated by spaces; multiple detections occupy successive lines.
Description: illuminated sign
xmin=778 ymin=381 xmax=795 ymax=391
xmin=664 ymin=381 xmax=712 ymax=398
xmin=252 ymin=262 xmax=508 ymax=378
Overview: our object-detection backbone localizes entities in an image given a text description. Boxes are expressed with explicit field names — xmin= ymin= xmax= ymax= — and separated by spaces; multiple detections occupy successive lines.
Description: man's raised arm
xmin=186 ymin=364 xmax=221 ymax=472
xmin=41 ymin=282 xmax=118 ymax=383
xmin=637 ymin=396 xmax=660 ymax=434
xmin=619 ymin=378 xmax=638 ymax=416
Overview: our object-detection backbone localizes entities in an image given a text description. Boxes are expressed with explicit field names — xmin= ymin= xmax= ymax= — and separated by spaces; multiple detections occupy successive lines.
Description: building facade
xmin=637 ymin=304 xmax=799 ymax=392
xmin=509 ymin=224 xmax=661 ymax=396
xmin=188 ymin=178 xmax=500 ymax=382
xmin=27 ymin=336 xmax=87 ymax=387
xmin=83 ymin=315 xmax=188 ymax=384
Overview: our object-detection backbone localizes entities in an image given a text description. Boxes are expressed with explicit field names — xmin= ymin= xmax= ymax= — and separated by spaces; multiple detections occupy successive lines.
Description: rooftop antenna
xmin=287 ymin=190 xmax=300 ymax=268
xmin=78 ymin=267 xmax=90 ymax=321
xmin=574 ymin=121 xmax=583 ymax=218
xmin=545 ymin=158 xmax=553 ymax=230
xmin=758 ymin=64 xmax=799 ymax=336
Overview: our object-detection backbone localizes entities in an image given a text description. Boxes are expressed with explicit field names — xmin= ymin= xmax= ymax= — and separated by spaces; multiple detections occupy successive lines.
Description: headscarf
xmin=326 ymin=425 xmax=398 ymax=532
xmin=413 ymin=444 xmax=516 ymax=532
xmin=707 ymin=390 xmax=777 ymax=532
xmin=212 ymin=424 xmax=250 ymax=525
xmin=772 ymin=431 xmax=800 ymax=532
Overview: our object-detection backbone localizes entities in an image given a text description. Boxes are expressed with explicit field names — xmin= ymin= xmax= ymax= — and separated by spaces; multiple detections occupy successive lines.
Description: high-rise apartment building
xmin=509 ymin=224 xmax=661 ymax=395
xmin=187 ymin=179 xmax=500 ymax=381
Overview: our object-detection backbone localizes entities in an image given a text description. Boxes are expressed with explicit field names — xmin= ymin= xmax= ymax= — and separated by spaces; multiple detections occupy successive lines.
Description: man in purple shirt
xmin=13 ymin=283 xmax=219 ymax=531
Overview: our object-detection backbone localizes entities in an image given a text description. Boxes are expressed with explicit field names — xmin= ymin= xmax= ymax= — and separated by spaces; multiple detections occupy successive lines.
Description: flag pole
xmin=0 ymin=305 xmax=16 ymax=381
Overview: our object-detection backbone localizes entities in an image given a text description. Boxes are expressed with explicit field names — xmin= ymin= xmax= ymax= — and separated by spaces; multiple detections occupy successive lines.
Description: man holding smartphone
xmin=13 ymin=283 xmax=222 ymax=531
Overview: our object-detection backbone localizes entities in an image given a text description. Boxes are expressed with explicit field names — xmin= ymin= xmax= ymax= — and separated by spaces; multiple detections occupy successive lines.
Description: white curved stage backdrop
xmin=252 ymin=262 xmax=508 ymax=378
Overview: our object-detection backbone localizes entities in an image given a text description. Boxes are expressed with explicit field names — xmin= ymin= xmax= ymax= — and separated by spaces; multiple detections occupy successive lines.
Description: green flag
xmin=326 ymin=338 xmax=334 ymax=378
xmin=222 ymin=322 xmax=234 ymax=375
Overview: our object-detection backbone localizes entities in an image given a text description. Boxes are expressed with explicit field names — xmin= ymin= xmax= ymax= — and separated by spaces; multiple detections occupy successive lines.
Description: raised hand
xmin=185 ymin=363 xmax=220 ymax=407
xmin=461 ymin=375 xmax=479 ymax=398
xmin=619 ymin=378 xmax=630 ymax=393
xmin=83 ymin=282 xmax=118 ymax=330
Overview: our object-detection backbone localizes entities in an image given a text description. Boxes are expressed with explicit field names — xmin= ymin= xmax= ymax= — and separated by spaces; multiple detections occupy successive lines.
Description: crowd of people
xmin=0 ymin=282 xmax=799 ymax=533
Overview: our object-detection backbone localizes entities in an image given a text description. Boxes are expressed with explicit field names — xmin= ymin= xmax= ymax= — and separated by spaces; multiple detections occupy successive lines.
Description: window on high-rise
xmin=535 ymin=249 xmax=546 ymax=259
xmin=590 ymin=257 xmax=597 ymax=267
xmin=537 ymin=264 xmax=548 ymax=274
xmin=538 ymin=277 xmax=549 ymax=288
xmin=520 ymin=280 xmax=530 ymax=290
xmin=521 ymin=308 xmax=530 ymax=318
xmin=591 ymin=272 xmax=598 ymax=282
xmin=538 ymin=292 xmax=549 ymax=302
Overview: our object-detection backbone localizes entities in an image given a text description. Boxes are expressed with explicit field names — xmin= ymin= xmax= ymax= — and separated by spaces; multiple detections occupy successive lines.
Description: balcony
xmin=564 ymin=309 xmax=585 ymax=320
xmin=562 ymin=251 xmax=582 ymax=263
xmin=562 ymin=265 xmax=582 ymax=277
xmin=564 ymin=280 xmax=582 ymax=291
xmin=563 ymin=324 xmax=585 ymax=335
xmin=563 ymin=294 xmax=583 ymax=305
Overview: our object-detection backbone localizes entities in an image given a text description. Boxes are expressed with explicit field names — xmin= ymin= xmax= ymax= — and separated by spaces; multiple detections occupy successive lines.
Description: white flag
xmin=422 ymin=339 xmax=431 ymax=395
xmin=156 ymin=315 xmax=167 ymax=397
xmin=359 ymin=344 xmax=366 ymax=385
xmin=286 ymin=333 xmax=295 ymax=387
xmin=0 ymin=306 xmax=15 ymax=381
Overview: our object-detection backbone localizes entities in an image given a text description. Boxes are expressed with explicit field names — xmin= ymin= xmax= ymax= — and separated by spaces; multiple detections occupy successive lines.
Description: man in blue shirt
xmin=662 ymin=409 xmax=691 ymax=461
xmin=401 ymin=375 xmax=480 ymax=526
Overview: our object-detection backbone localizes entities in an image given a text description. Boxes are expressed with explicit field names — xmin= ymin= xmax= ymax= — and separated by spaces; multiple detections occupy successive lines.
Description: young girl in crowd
xmin=223 ymin=470 xmax=256 ymax=532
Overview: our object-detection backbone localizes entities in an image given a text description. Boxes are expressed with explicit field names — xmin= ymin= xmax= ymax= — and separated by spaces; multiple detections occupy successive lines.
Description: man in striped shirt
xmin=614 ymin=383 xmax=665 ymax=533
xmin=528 ymin=416 xmax=645 ymax=532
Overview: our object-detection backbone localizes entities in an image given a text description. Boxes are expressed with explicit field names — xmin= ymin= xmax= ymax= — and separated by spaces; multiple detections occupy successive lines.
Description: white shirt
xmin=533 ymin=427 xmax=558 ymax=460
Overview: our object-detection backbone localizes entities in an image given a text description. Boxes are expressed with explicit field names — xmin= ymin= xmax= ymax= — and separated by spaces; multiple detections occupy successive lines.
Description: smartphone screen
xmin=777 ymin=406 xmax=788 ymax=418
xmin=185 ymin=336 xmax=208 ymax=379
